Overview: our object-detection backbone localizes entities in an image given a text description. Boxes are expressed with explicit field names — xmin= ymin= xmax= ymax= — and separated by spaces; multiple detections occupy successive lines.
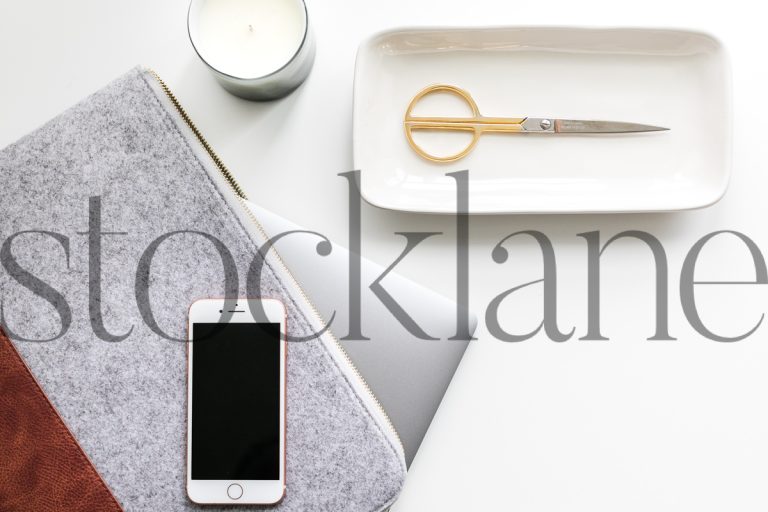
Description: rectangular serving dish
xmin=353 ymin=27 xmax=731 ymax=214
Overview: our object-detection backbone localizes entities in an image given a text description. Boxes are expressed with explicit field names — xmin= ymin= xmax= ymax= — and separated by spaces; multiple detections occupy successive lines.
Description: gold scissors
xmin=404 ymin=84 xmax=669 ymax=163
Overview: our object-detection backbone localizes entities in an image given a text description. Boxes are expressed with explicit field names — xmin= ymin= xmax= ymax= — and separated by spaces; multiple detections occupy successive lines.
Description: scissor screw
xmin=540 ymin=119 xmax=552 ymax=130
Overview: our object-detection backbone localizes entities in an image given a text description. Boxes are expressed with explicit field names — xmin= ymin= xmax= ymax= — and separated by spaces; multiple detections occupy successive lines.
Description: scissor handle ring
xmin=404 ymin=84 xmax=482 ymax=163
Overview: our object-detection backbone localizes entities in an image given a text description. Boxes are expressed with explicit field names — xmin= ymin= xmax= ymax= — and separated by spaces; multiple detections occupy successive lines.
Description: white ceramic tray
xmin=352 ymin=27 xmax=731 ymax=214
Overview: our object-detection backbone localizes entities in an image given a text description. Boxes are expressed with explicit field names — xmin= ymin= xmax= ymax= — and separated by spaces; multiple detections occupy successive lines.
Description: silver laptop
xmin=245 ymin=201 xmax=475 ymax=466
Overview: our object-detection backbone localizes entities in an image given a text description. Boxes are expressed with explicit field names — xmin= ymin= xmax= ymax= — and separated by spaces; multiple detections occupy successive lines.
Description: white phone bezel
xmin=186 ymin=298 xmax=286 ymax=505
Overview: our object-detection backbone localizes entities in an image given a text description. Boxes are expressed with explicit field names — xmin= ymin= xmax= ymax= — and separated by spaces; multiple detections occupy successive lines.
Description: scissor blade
xmin=555 ymin=119 xmax=669 ymax=133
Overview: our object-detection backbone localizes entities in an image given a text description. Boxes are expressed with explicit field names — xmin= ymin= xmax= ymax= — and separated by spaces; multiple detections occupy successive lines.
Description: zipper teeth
xmin=149 ymin=70 xmax=403 ymax=451
xmin=149 ymin=71 xmax=247 ymax=200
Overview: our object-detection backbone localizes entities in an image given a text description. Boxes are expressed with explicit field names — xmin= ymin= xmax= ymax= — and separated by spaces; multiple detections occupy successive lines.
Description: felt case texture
xmin=0 ymin=328 xmax=124 ymax=512
xmin=0 ymin=68 xmax=405 ymax=511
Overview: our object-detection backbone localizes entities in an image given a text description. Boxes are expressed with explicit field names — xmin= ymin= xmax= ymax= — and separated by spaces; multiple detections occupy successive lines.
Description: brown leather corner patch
xmin=0 ymin=329 xmax=123 ymax=512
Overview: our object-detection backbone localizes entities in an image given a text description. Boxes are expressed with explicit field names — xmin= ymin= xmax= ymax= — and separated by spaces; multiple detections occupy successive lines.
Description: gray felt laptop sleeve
xmin=0 ymin=67 xmax=406 ymax=511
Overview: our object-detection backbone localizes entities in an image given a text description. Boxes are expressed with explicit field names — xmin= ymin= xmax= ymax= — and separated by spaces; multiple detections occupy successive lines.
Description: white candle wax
xmin=193 ymin=0 xmax=307 ymax=79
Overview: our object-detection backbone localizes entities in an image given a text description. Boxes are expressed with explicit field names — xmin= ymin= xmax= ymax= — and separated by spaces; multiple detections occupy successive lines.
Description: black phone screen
xmin=191 ymin=322 xmax=281 ymax=480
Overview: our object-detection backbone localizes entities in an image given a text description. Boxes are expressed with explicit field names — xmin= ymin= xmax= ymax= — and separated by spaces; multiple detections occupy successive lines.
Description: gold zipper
xmin=149 ymin=70 xmax=404 ymax=452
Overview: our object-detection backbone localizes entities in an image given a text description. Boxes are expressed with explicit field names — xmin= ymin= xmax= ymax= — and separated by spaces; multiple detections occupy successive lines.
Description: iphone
xmin=186 ymin=298 xmax=286 ymax=505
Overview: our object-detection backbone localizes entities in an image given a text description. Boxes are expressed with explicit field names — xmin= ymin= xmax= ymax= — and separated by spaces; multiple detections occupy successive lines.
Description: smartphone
xmin=186 ymin=298 xmax=286 ymax=505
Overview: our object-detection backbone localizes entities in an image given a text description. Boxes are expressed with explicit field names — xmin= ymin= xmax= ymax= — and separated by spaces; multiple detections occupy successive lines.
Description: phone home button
xmin=227 ymin=483 xmax=243 ymax=500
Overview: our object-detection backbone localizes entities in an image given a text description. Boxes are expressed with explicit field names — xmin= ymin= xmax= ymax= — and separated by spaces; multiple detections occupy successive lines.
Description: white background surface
xmin=1 ymin=1 xmax=766 ymax=510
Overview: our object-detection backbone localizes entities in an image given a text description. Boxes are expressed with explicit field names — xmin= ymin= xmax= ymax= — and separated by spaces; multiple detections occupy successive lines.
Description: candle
xmin=188 ymin=0 xmax=315 ymax=101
